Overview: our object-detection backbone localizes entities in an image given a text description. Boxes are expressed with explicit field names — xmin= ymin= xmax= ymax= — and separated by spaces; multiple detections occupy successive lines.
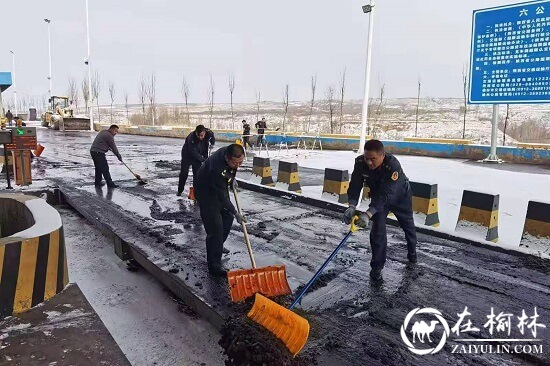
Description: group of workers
xmin=90 ymin=121 xmax=417 ymax=281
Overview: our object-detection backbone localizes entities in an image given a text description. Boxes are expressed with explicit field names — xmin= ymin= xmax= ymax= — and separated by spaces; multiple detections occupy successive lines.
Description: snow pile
xmin=519 ymin=234 xmax=550 ymax=255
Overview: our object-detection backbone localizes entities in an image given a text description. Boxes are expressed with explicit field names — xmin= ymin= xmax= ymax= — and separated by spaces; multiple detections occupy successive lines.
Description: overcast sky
xmin=1 ymin=0 xmax=517 ymax=104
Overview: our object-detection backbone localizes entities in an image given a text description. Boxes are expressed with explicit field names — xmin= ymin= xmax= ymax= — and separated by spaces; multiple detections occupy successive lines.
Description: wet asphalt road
xmin=5 ymin=128 xmax=549 ymax=365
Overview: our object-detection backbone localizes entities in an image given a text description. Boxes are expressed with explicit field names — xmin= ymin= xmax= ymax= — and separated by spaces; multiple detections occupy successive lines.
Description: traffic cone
xmin=188 ymin=187 xmax=196 ymax=201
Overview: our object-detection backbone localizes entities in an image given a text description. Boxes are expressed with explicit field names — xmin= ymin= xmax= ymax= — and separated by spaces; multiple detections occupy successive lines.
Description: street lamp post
xmin=44 ymin=19 xmax=53 ymax=100
xmin=10 ymin=50 xmax=17 ymax=117
xmin=358 ymin=0 xmax=375 ymax=153
xmin=85 ymin=0 xmax=94 ymax=130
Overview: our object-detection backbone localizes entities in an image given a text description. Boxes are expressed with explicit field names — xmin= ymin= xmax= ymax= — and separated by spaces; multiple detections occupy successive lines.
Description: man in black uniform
xmin=241 ymin=119 xmax=251 ymax=150
xmin=344 ymin=139 xmax=417 ymax=281
xmin=177 ymin=125 xmax=208 ymax=197
xmin=194 ymin=144 xmax=246 ymax=277
xmin=255 ymin=117 xmax=267 ymax=147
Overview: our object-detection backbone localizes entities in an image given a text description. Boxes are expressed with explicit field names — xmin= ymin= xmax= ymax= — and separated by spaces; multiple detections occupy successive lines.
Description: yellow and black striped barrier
xmin=520 ymin=201 xmax=550 ymax=254
xmin=322 ymin=168 xmax=349 ymax=204
xmin=410 ymin=182 xmax=440 ymax=227
xmin=455 ymin=190 xmax=499 ymax=242
xmin=251 ymin=157 xmax=274 ymax=186
xmin=0 ymin=194 xmax=68 ymax=319
xmin=275 ymin=161 xmax=301 ymax=193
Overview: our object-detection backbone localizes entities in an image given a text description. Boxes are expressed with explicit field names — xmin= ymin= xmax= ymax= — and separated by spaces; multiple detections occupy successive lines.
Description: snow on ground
xmin=254 ymin=148 xmax=550 ymax=252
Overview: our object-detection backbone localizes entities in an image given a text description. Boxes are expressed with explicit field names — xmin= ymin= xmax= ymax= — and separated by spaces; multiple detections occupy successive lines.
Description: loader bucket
xmin=228 ymin=265 xmax=292 ymax=303
xmin=247 ymin=293 xmax=310 ymax=357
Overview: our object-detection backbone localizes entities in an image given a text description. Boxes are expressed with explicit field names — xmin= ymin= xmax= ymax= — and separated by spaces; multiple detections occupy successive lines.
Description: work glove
xmin=343 ymin=205 xmax=356 ymax=225
xmin=234 ymin=212 xmax=246 ymax=225
xmin=355 ymin=213 xmax=371 ymax=229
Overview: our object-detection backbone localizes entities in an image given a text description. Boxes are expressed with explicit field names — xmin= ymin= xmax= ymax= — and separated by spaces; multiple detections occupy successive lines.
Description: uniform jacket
xmin=242 ymin=123 xmax=251 ymax=136
xmin=199 ymin=129 xmax=216 ymax=158
xmin=194 ymin=147 xmax=237 ymax=214
xmin=254 ymin=120 xmax=267 ymax=134
xmin=348 ymin=153 xmax=409 ymax=217
xmin=181 ymin=131 xmax=207 ymax=163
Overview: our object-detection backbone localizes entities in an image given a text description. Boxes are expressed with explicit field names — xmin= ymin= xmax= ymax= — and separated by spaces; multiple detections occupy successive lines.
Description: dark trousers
xmin=90 ymin=151 xmax=113 ymax=185
xmin=242 ymin=136 xmax=251 ymax=149
xmin=369 ymin=188 xmax=417 ymax=270
xmin=197 ymin=199 xmax=234 ymax=270
xmin=178 ymin=159 xmax=201 ymax=195
xmin=256 ymin=133 xmax=265 ymax=146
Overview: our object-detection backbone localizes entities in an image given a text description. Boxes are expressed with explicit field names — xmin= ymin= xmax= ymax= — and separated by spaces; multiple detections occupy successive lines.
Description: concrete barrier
xmin=404 ymin=137 xmax=472 ymax=145
xmin=0 ymin=194 xmax=68 ymax=319
xmin=455 ymin=190 xmax=499 ymax=242
xmin=322 ymin=169 xmax=349 ymax=204
xmin=520 ymin=201 xmax=550 ymax=254
xmin=410 ymin=182 xmax=440 ymax=227
xmin=275 ymin=161 xmax=301 ymax=193
xmin=250 ymin=157 xmax=274 ymax=186
xmin=94 ymin=124 xmax=549 ymax=165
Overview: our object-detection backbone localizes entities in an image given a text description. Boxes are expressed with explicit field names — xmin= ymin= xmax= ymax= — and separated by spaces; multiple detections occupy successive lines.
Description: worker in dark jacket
xmin=177 ymin=125 xmax=208 ymax=197
xmin=194 ymin=144 xmax=246 ymax=277
xmin=241 ymin=119 xmax=251 ymax=150
xmin=255 ymin=117 xmax=267 ymax=147
xmin=90 ymin=124 xmax=122 ymax=188
xmin=5 ymin=110 xmax=13 ymax=127
xmin=343 ymin=139 xmax=417 ymax=281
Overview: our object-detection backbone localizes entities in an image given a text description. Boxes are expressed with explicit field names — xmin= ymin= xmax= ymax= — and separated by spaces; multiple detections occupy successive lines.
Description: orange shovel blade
xmin=227 ymin=265 xmax=292 ymax=303
xmin=248 ymin=293 xmax=310 ymax=357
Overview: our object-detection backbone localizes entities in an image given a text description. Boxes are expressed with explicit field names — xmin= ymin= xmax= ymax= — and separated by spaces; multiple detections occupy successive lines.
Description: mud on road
xmin=20 ymin=130 xmax=550 ymax=365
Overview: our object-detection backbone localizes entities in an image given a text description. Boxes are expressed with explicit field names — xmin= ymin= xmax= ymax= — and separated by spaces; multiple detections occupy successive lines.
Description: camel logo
xmin=400 ymin=307 xmax=450 ymax=355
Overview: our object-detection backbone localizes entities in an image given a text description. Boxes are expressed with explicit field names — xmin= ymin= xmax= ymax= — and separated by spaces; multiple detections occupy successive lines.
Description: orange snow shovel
xmin=248 ymin=215 xmax=363 ymax=356
xmin=227 ymin=185 xmax=292 ymax=302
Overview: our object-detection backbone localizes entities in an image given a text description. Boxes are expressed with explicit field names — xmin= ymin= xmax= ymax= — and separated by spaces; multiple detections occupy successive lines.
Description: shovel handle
xmin=232 ymin=185 xmax=257 ymax=268
xmin=289 ymin=216 xmax=359 ymax=310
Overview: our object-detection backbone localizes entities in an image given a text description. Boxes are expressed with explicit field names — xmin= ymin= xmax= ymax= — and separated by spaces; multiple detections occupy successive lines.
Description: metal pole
xmin=10 ymin=51 xmax=17 ymax=117
xmin=86 ymin=0 xmax=94 ymax=131
xmin=484 ymin=104 xmax=500 ymax=163
xmin=358 ymin=0 xmax=375 ymax=153
xmin=3 ymin=145 xmax=12 ymax=189
xmin=45 ymin=19 xmax=53 ymax=99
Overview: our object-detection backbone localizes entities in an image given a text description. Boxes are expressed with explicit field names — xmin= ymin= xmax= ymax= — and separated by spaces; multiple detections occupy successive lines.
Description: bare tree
xmin=462 ymin=63 xmax=469 ymax=139
xmin=67 ymin=77 xmax=79 ymax=113
xmin=503 ymin=104 xmax=510 ymax=145
xmin=91 ymin=70 xmax=101 ymax=122
xmin=82 ymin=77 xmax=90 ymax=114
xmin=146 ymin=73 xmax=157 ymax=125
xmin=124 ymin=90 xmax=129 ymax=121
xmin=228 ymin=72 xmax=236 ymax=129
xmin=307 ymin=74 xmax=317 ymax=133
xmin=139 ymin=76 xmax=146 ymax=121
xmin=108 ymin=82 xmax=116 ymax=123
xmin=338 ymin=68 xmax=346 ymax=133
xmin=282 ymin=84 xmax=289 ymax=132
xmin=181 ymin=77 xmax=190 ymax=124
xmin=415 ymin=78 xmax=421 ymax=137
xmin=207 ymin=73 xmax=215 ymax=128
xmin=256 ymin=91 xmax=261 ymax=122
xmin=326 ymin=86 xmax=336 ymax=134
xmin=371 ymin=83 xmax=385 ymax=137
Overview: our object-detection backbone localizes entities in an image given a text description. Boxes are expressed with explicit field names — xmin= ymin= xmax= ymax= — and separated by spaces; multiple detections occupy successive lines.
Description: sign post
xmin=469 ymin=0 xmax=550 ymax=162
